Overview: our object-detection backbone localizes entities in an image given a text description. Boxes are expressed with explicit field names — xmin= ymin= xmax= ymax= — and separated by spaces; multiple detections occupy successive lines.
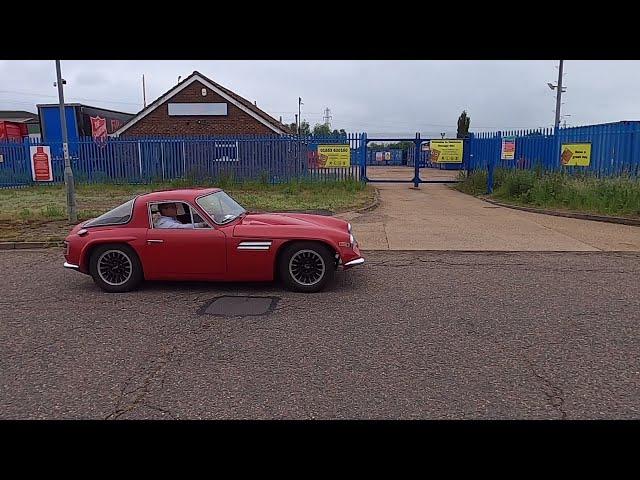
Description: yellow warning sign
xmin=430 ymin=139 xmax=463 ymax=163
xmin=317 ymin=144 xmax=351 ymax=167
xmin=561 ymin=143 xmax=591 ymax=166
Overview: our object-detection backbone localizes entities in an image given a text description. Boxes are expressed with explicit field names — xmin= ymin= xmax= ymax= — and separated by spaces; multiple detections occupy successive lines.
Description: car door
xmin=143 ymin=201 xmax=227 ymax=279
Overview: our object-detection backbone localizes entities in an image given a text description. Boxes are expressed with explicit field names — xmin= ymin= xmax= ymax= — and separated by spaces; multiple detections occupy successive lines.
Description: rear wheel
xmin=278 ymin=242 xmax=335 ymax=293
xmin=89 ymin=244 xmax=143 ymax=293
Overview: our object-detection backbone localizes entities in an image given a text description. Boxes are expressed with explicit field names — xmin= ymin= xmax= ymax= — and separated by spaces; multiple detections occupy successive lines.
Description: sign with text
xmin=429 ymin=139 xmax=463 ymax=163
xmin=317 ymin=144 xmax=350 ymax=167
xmin=561 ymin=143 xmax=591 ymax=166
xmin=501 ymin=136 xmax=516 ymax=160
xmin=30 ymin=145 xmax=53 ymax=181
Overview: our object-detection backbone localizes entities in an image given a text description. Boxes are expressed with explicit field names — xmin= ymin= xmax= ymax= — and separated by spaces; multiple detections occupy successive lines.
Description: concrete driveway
xmin=340 ymin=167 xmax=640 ymax=251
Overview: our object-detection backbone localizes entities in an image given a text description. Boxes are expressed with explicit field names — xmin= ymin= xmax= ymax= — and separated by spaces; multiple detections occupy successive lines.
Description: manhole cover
xmin=199 ymin=296 xmax=280 ymax=316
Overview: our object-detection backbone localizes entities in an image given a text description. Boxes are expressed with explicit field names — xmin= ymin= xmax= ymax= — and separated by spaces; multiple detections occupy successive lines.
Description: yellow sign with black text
xmin=430 ymin=139 xmax=463 ymax=163
xmin=317 ymin=144 xmax=351 ymax=167
xmin=561 ymin=143 xmax=591 ymax=166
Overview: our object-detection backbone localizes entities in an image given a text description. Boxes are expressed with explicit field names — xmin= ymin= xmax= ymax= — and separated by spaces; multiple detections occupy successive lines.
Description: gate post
xmin=486 ymin=131 xmax=501 ymax=194
xmin=412 ymin=132 xmax=421 ymax=188
xmin=361 ymin=132 xmax=368 ymax=182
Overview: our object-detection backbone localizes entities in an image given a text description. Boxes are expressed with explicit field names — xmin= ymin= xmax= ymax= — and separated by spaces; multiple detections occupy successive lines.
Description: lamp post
xmin=547 ymin=60 xmax=566 ymax=130
xmin=55 ymin=60 xmax=77 ymax=223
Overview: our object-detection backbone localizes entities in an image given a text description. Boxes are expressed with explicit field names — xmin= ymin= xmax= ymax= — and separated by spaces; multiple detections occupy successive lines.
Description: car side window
xmin=149 ymin=202 xmax=211 ymax=229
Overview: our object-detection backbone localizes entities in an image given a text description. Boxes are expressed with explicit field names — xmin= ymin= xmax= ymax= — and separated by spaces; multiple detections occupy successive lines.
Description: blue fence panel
xmin=0 ymin=140 xmax=31 ymax=187
xmin=0 ymin=134 xmax=364 ymax=187
xmin=466 ymin=121 xmax=640 ymax=178
xmin=2 ymin=124 xmax=639 ymax=188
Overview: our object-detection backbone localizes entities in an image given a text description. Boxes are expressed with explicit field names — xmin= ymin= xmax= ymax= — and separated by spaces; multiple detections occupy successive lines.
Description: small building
xmin=0 ymin=111 xmax=41 ymax=140
xmin=37 ymin=103 xmax=135 ymax=159
xmin=115 ymin=71 xmax=291 ymax=137
xmin=37 ymin=103 xmax=134 ymax=144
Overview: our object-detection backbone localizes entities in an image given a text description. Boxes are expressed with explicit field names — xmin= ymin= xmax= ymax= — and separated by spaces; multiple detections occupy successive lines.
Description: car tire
xmin=278 ymin=241 xmax=335 ymax=293
xmin=89 ymin=244 xmax=143 ymax=293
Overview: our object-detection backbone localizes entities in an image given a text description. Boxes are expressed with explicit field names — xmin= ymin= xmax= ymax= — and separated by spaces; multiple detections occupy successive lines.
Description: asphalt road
xmin=2 ymin=249 xmax=639 ymax=419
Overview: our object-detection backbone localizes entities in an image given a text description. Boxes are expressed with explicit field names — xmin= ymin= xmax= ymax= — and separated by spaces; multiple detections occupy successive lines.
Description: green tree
xmin=288 ymin=120 xmax=311 ymax=135
xmin=457 ymin=110 xmax=471 ymax=138
xmin=312 ymin=123 xmax=332 ymax=136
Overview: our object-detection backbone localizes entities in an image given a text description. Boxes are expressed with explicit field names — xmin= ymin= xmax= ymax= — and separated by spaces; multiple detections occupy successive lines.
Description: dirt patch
xmin=0 ymin=219 xmax=72 ymax=242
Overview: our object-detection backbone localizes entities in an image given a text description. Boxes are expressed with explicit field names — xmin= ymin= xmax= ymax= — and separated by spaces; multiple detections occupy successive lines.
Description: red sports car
xmin=63 ymin=188 xmax=364 ymax=293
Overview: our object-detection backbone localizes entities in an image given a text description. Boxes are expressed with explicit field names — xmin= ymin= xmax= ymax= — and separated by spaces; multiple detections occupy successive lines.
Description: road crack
xmin=106 ymin=346 xmax=176 ymax=420
xmin=526 ymin=360 xmax=567 ymax=419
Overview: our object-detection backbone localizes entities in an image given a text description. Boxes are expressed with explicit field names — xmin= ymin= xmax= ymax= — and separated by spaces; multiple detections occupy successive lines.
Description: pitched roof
xmin=0 ymin=110 xmax=39 ymax=123
xmin=114 ymin=71 xmax=292 ymax=135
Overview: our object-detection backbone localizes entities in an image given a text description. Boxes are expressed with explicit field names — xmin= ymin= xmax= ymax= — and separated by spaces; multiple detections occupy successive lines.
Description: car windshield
xmin=197 ymin=191 xmax=246 ymax=224
xmin=83 ymin=198 xmax=135 ymax=227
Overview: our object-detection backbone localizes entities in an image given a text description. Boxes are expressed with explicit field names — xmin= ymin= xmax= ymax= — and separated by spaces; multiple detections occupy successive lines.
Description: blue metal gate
xmin=361 ymin=134 xmax=462 ymax=187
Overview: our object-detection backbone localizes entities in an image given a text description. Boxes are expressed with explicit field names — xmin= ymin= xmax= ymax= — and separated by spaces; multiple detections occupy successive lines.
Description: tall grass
xmin=456 ymin=168 xmax=640 ymax=217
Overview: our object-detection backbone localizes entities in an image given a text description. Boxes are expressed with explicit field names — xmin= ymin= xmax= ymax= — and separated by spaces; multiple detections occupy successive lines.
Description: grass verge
xmin=454 ymin=169 xmax=640 ymax=219
xmin=0 ymin=179 xmax=375 ymax=242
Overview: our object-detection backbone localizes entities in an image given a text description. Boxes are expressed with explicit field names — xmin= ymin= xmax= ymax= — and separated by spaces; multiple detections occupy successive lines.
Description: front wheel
xmin=89 ymin=244 xmax=143 ymax=293
xmin=278 ymin=242 xmax=335 ymax=293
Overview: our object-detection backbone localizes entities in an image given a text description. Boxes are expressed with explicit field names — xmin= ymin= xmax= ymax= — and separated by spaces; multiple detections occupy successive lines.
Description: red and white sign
xmin=110 ymin=119 xmax=123 ymax=132
xmin=90 ymin=116 xmax=108 ymax=142
xmin=30 ymin=146 xmax=53 ymax=182
xmin=501 ymin=136 xmax=516 ymax=160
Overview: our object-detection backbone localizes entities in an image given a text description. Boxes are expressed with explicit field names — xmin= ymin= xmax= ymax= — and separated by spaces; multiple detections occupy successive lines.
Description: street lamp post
xmin=298 ymin=97 xmax=303 ymax=135
xmin=547 ymin=60 xmax=566 ymax=131
xmin=554 ymin=60 xmax=564 ymax=130
xmin=55 ymin=60 xmax=77 ymax=223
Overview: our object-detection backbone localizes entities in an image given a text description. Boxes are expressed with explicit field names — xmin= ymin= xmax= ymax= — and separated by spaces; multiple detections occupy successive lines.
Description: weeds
xmin=456 ymin=168 xmax=640 ymax=217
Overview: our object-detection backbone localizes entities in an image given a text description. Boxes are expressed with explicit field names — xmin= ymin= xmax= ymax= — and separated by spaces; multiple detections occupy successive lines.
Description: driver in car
xmin=155 ymin=203 xmax=208 ymax=229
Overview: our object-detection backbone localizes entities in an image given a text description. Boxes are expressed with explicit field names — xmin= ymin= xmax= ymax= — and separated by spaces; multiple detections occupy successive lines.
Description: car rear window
xmin=83 ymin=198 xmax=135 ymax=227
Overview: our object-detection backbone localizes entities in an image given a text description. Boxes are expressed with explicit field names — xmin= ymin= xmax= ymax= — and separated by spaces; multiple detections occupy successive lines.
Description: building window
xmin=213 ymin=141 xmax=239 ymax=162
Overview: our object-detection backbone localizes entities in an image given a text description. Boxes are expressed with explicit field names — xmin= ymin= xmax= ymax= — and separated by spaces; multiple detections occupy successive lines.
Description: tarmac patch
xmin=199 ymin=296 xmax=280 ymax=316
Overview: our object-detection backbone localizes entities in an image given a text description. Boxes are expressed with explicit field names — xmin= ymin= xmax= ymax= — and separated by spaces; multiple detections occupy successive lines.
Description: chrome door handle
xmin=147 ymin=239 xmax=164 ymax=244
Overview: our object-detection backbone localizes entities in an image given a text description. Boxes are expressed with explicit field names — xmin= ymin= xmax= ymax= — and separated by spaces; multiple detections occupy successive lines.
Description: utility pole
xmin=295 ymin=114 xmax=298 ymax=135
xmin=298 ymin=97 xmax=303 ymax=134
xmin=55 ymin=60 xmax=77 ymax=223
xmin=554 ymin=60 xmax=564 ymax=130
xmin=142 ymin=74 xmax=147 ymax=108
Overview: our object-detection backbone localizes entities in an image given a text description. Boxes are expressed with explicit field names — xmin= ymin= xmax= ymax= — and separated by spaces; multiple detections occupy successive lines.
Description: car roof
xmin=138 ymin=187 xmax=221 ymax=202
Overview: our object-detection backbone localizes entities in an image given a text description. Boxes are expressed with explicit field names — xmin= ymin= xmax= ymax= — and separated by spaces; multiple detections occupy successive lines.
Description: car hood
xmin=234 ymin=212 xmax=348 ymax=235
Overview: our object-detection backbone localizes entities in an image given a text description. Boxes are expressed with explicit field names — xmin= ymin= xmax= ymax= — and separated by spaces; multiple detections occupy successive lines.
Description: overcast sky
xmin=1 ymin=60 xmax=638 ymax=137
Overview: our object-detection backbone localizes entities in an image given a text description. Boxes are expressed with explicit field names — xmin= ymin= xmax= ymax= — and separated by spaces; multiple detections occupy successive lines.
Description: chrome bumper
xmin=64 ymin=262 xmax=79 ymax=270
xmin=343 ymin=257 xmax=365 ymax=268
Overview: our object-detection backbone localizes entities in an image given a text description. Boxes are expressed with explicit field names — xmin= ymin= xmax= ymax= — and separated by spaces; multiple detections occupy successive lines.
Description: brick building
xmin=115 ymin=71 xmax=291 ymax=137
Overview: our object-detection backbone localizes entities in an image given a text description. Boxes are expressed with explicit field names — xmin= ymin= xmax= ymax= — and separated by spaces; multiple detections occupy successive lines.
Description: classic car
xmin=63 ymin=188 xmax=364 ymax=293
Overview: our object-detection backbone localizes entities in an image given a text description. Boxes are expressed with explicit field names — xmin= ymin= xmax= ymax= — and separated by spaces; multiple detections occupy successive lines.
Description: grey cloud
xmin=0 ymin=60 xmax=638 ymax=136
